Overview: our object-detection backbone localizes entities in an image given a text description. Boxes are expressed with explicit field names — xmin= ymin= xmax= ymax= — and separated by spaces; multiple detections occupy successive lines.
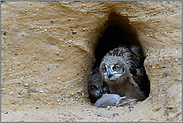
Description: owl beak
xmin=107 ymin=71 xmax=113 ymax=79
xmin=100 ymin=89 xmax=104 ymax=93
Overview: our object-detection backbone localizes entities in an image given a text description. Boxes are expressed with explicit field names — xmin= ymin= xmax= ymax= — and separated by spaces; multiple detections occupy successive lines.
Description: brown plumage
xmin=88 ymin=67 xmax=110 ymax=103
xmin=99 ymin=45 xmax=149 ymax=101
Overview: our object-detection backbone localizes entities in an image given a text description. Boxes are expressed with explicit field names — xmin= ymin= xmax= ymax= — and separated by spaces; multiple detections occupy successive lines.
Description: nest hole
xmin=89 ymin=13 xmax=150 ymax=103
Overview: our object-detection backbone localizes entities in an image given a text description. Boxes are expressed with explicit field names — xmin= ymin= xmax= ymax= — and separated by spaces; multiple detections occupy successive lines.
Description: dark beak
xmin=107 ymin=71 xmax=113 ymax=79
xmin=100 ymin=89 xmax=104 ymax=93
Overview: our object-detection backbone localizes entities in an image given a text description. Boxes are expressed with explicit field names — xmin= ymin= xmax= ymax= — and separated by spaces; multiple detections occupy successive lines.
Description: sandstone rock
xmin=1 ymin=1 xmax=182 ymax=122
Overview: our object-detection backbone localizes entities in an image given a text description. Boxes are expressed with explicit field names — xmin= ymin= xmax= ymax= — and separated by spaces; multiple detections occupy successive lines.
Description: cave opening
xmin=88 ymin=13 xmax=150 ymax=104
xmin=93 ymin=13 xmax=143 ymax=69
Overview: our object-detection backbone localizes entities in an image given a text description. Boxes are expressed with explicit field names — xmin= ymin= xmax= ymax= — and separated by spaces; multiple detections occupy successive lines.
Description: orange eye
xmin=113 ymin=65 xmax=119 ymax=71
xmin=103 ymin=67 xmax=107 ymax=72
xmin=92 ymin=85 xmax=98 ymax=90
xmin=93 ymin=87 xmax=97 ymax=90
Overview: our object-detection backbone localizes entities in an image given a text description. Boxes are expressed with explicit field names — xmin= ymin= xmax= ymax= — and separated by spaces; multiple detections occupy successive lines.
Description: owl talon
xmin=116 ymin=98 xmax=138 ymax=107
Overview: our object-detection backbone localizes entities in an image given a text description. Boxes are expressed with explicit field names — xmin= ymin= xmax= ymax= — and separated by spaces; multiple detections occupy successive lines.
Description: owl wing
xmin=125 ymin=47 xmax=147 ymax=92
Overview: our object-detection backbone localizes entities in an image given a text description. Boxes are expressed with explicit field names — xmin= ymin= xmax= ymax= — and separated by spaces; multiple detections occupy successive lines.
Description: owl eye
xmin=113 ymin=65 xmax=119 ymax=71
xmin=103 ymin=67 xmax=107 ymax=72
xmin=91 ymin=85 xmax=98 ymax=90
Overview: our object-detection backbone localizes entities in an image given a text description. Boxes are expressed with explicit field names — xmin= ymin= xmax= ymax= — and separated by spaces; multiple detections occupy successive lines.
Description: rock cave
xmin=89 ymin=12 xmax=150 ymax=103
xmin=1 ymin=1 xmax=182 ymax=122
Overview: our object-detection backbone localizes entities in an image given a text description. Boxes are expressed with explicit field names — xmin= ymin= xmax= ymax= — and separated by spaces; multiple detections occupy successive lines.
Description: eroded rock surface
xmin=1 ymin=1 xmax=182 ymax=122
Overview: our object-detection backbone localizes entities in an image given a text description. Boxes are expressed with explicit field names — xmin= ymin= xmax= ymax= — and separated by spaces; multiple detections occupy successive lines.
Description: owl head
xmin=99 ymin=56 xmax=127 ymax=83
xmin=88 ymin=67 xmax=110 ymax=103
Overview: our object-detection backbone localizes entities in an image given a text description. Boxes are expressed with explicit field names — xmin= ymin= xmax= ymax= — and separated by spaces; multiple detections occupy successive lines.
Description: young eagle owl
xmin=99 ymin=46 xmax=149 ymax=101
xmin=88 ymin=67 xmax=110 ymax=103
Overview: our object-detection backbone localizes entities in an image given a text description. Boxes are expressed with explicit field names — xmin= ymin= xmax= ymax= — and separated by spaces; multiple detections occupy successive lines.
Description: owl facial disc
xmin=101 ymin=62 xmax=125 ymax=81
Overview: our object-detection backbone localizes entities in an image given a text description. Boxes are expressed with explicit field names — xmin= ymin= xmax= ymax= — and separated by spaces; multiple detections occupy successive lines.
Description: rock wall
xmin=1 ymin=1 xmax=182 ymax=122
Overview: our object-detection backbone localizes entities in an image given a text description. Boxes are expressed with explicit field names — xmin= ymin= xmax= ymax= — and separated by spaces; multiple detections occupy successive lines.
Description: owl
xmin=99 ymin=45 xmax=149 ymax=101
xmin=88 ymin=67 xmax=110 ymax=103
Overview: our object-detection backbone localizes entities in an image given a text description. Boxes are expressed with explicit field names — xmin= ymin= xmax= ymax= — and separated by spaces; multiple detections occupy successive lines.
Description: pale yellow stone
xmin=1 ymin=1 xmax=182 ymax=122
